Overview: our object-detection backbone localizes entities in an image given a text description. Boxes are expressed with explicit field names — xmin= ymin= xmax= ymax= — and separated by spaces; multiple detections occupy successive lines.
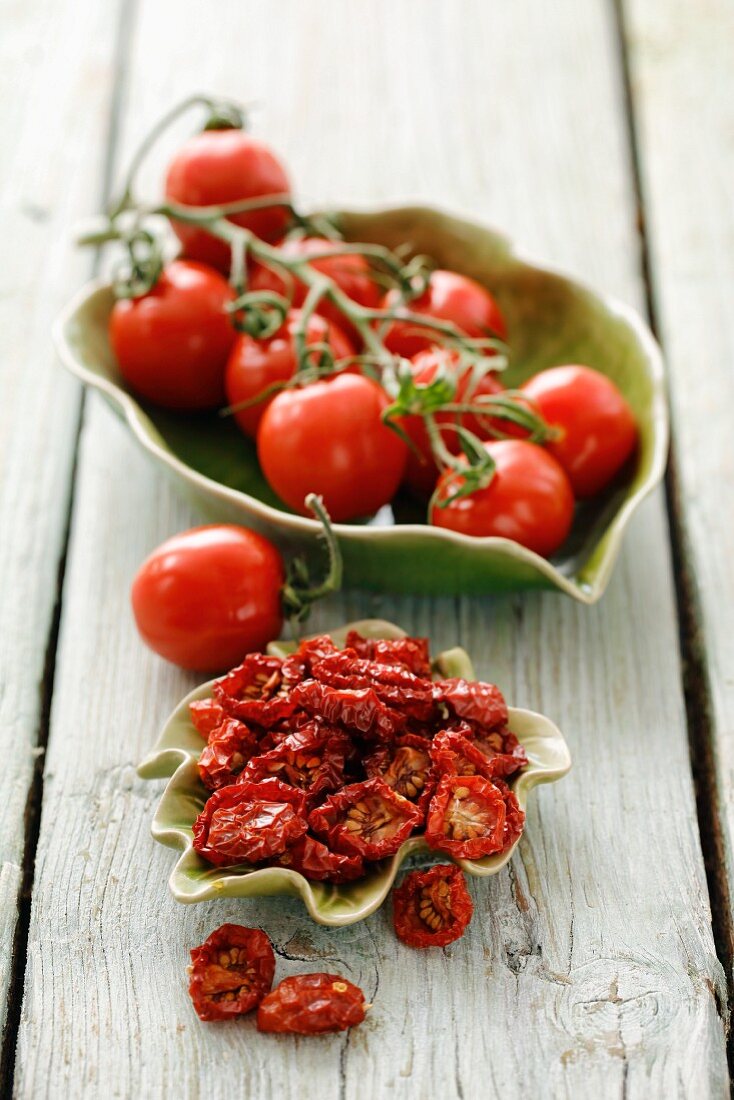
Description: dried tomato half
xmin=240 ymin=726 xmax=349 ymax=805
xmin=189 ymin=698 xmax=226 ymax=739
xmin=430 ymin=728 xmax=498 ymax=781
xmin=280 ymin=634 xmax=340 ymax=687
xmin=392 ymin=864 xmax=473 ymax=948
xmin=188 ymin=924 xmax=275 ymax=1021
xmin=192 ymin=779 xmax=307 ymax=866
xmin=311 ymin=653 xmax=436 ymax=721
xmin=425 ymin=775 xmax=506 ymax=860
xmin=469 ymin=725 xmax=528 ymax=778
xmin=366 ymin=734 xmax=437 ymax=816
xmin=268 ymin=834 xmax=365 ymax=882
xmin=214 ymin=653 xmax=295 ymax=728
xmin=198 ymin=718 xmax=258 ymax=790
xmin=345 ymin=632 xmax=431 ymax=677
xmin=436 ymin=677 xmax=508 ymax=730
xmin=291 ymin=680 xmax=405 ymax=741
xmin=493 ymin=777 xmax=525 ymax=850
xmin=309 ymin=777 xmax=422 ymax=860
xmin=256 ymin=973 xmax=366 ymax=1034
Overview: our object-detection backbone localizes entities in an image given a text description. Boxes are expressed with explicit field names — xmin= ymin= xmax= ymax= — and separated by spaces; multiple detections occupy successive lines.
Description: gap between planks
xmin=0 ymin=0 xmax=139 ymax=1093
xmin=612 ymin=0 xmax=734 ymax=1064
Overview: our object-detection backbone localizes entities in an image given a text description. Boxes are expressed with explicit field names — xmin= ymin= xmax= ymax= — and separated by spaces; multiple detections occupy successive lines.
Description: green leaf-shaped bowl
xmin=137 ymin=619 xmax=571 ymax=926
xmin=56 ymin=205 xmax=667 ymax=601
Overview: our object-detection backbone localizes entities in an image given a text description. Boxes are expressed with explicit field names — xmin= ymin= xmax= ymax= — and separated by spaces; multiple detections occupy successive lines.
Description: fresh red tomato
xmin=109 ymin=260 xmax=236 ymax=410
xmin=165 ymin=129 xmax=291 ymax=270
xmin=249 ymin=237 xmax=380 ymax=343
xmin=131 ymin=526 xmax=284 ymax=671
xmin=399 ymin=348 xmax=505 ymax=497
xmin=430 ymin=439 xmax=574 ymax=557
xmin=520 ymin=365 xmax=637 ymax=498
xmin=225 ymin=310 xmax=354 ymax=437
xmin=381 ymin=270 xmax=507 ymax=359
xmin=257 ymin=374 xmax=407 ymax=521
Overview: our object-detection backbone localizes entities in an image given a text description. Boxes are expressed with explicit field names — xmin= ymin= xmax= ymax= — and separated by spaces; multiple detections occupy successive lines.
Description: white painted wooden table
xmin=2 ymin=1 xmax=733 ymax=1096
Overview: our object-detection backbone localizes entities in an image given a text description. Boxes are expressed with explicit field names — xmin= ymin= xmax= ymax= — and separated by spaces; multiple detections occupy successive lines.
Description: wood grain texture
xmin=623 ymin=0 xmax=734 ymax=941
xmin=0 ymin=0 xmax=122 ymax=1039
xmin=11 ymin=1 xmax=729 ymax=1097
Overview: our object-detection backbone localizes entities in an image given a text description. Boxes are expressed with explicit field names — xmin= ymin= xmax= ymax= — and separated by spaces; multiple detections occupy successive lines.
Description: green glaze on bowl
xmin=56 ymin=205 xmax=668 ymax=600
xmin=137 ymin=620 xmax=571 ymax=926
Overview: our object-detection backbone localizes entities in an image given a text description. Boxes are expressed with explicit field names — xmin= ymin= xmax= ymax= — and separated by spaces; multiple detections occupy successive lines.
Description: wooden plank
xmin=0 ymin=0 xmax=123 ymax=1047
xmin=13 ymin=0 xmax=728 ymax=1096
xmin=622 ymin=0 xmax=734 ymax=964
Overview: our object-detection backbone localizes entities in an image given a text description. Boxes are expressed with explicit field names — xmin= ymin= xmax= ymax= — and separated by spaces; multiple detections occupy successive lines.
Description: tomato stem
xmin=281 ymin=494 xmax=343 ymax=627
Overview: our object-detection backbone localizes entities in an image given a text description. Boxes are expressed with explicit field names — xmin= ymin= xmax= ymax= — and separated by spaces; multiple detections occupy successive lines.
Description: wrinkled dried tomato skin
xmin=393 ymin=864 xmax=474 ymax=948
xmin=256 ymin=973 xmax=366 ymax=1034
xmin=309 ymin=777 xmax=423 ymax=860
xmin=189 ymin=698 xmax=226 ymax=738
xmin=192 ymin=779 xmax=307 ymax=865
xmin=425 ymin=774 xmax=506 ymax=859
xmin=198 ymin=718 xmax=257 ymax=790
xmin=188 ymin=924 xmax=275 ymax=1021
xmin=268 ymin=834 xmax=365 ymax=882
xmin=291 ymin=679 xmax=406 ymax=741
xmin=311 ymin=652 xmax=436 ymax=721
xmin=436 ymin=678 xmax=508 ymax=730
xmin=240 ymin=726 xmax=348 ymax=805
xmin=366 ymin=734 xmax=437 ymax=817
xmin=214 ymin=653 xmax=296 ymax=728
xmin=493 ymin=777 xmax=526 ymax=849
xmin=345 ymin=632 xmax=431 ymax=677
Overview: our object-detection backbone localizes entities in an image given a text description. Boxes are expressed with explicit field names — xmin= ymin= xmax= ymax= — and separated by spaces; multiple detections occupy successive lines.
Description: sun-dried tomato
xmin=392 ymin=863 xmax=474 ymax=948
xmin=311 ymin=653 xmax=436 ymax=721
xmin=436 ymin=677 xmax=508 ymax=730
xmin=366 ymin=734 xmax=437 ymax=816
xmin=268 ymin=834 xmax=365 ymax=882
xmin=189 ymin=698 xmax=226 ymax=739
xmin=192 ymin=778 xmax=307 ymax=866
xmin=188 ymin=924 xmax=275 ymax=1021
xmin=430 ymin=728 xmax=499 ymax=781
xmin=309 ymin=777 xmax=422 ymax=860
xmin=291 ymin=679 xmax=405 ymax=741
xmin=256 ymin=973 xmax=366 ymax=1034
xmin=447 ymin=720 xmax=527 ymax=778
xmin=492 ymin=777 xmax=525 ymax=850
xmin=240 ymin=726 xmax=349 ymax=805
xmin=425 ymin=774 xmax=506 ymax=859
xmin=280 ymin=635 xmax=341 ymax=687
xmin=345 ymin=632 xmax=432 ymax=677
xmin=198 ymin=718 xmax=258 ymax=790
xmin=214 ymin=653 xmax=296 ymax=728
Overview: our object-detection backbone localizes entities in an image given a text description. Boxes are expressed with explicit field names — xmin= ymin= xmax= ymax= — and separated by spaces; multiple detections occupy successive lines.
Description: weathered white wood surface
xmin=9 ymin=1 xmax=730 ymax=1097
xmin=624 ymin=0 xmax=734 ymax=942
xmin=0 ymin=0 xmax=122 ymax=1039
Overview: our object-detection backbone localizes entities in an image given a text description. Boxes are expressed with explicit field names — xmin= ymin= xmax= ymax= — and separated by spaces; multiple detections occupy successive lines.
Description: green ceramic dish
xmin=137 ymin=619 xmax=571 ymax=927
xmin=56 ymin=205 xmax=667 ymax=601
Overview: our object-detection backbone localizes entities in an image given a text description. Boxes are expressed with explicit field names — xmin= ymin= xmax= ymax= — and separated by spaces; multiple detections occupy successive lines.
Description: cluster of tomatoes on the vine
xmin=103 ymin=98 xmax=638 ymax=559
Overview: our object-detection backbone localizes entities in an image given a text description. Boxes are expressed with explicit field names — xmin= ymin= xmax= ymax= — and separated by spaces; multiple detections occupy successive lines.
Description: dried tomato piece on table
xmin=189 ymin=698 xmax=226 ymax=738
xmin=192 ymin=778 xmax=307 ymax=866
xmin=425 ymin=774 xmax=506 ymax=860
xmin=198 ymin=718 xmax=258 ymax=790
xmin=257 ymin=973 xmax=366 ymax=1034
xmin=290 ymin=679 xmax=405 ymax=741
xmin=344 ymin=631 xmax=431 ymax=677
xmin=214 ymin=653 xmax=295 ymax=728
xmin=392 ymin=863 xmax=474 ymax=948
xmin=268 ymin=834 xmax=365 ymax=882
xmin=309 ymin=777 xmax=423 ymax=860
xmin=188 ymin=924 xmax=275 ymax=1021
xmin=436 ymin=677 xmax=508 ymax=730
xmin=240 ymin=726 xmax=349 ymax=805
xmin=365 ymin=733 xmax=437 ymax=816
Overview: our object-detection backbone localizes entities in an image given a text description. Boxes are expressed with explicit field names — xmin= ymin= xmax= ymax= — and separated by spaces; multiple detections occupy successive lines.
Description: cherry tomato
xmin=399 ymin=348 xmax=505 ymax=497
xmin=249 ymin=237 xmax=381 ymax=343
xmin=109 ymin=260 xmax=236 ymax=409
xmin=225 ymin=310 xmax=354 ymax=437
xmin=257 ymin=973 xmax=366 ymax=1034
xmin=381 ymin=270 xmax=507 ymax=359
xmin=131 ymin=526 xmax=284 ymax=671
xmin=165 ymin=129 xmax=290 ymax=270
xmin=188 ymin=924 xmax=275 ymax=1021
xmin=430 ymin=440 xmax=575 ymax=557
xmin=520 ymin=365 xmax=638 ymax=498
xmin=309 ymin=777 xmax=423 ymax=860
xmin=257 ymin=374 xmax=407 ymax=521
xmin=392 ymin=863 xmax=474 ymax=948
xmin=425 ymin=774 xmax=506 ymax=859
